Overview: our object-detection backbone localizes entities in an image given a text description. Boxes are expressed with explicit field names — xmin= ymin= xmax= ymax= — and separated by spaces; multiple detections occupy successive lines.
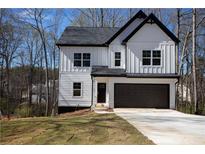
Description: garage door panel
xmin=114 ymin=84 xmax=169 ymax=108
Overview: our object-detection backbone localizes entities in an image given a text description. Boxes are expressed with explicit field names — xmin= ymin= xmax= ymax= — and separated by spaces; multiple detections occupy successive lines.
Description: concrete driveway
xmin=114 ymin=108 xmax=205 ymax=145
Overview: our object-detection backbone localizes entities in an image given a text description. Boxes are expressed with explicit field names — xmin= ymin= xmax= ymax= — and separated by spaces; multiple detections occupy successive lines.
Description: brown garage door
xmin=114 ymin=84 xmax=169 ymax=108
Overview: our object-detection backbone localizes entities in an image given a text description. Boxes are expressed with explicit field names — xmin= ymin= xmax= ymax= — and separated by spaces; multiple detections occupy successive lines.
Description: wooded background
xmin=0 ymin=8 xmax=205 ymax=118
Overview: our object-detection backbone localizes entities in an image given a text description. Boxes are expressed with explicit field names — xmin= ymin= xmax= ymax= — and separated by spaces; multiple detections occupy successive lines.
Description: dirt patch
xmin=58 ymin=109 xmax=91 ymax=117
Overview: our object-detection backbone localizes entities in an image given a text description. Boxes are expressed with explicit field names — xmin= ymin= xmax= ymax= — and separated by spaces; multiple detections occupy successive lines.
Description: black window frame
xmin=74 ymin=53 xmax=82 ymax=67
xmin=142 ymin=50 xmax=161 ymax=66
xmin=73 ymin=82 xmax=82 ymax=97
xmin=142 ymin=50 xmax=151 ymax=66
xmin=74 ymin=53 xmax=91 ymax=67
xmin=152 ymin=50 xmax=161 ymax=66
xmin=115 ymin=52 xmax=121 ymax=67
xmin=83 ymin=53 xmax=91 ymax=67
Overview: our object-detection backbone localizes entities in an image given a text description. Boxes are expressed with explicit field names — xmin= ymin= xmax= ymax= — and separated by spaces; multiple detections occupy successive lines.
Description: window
xmin=83 ymin=53 xmax=90 ymax=67
xmin=142 ymin=50 xmax=161 ymax=66
xmin=73 ymin=82 xmax=81 ymax=96
xmin=142 ymin=50 xmax=151 ymax=65
xmin=115 ymin=52 xmax=121 ymax=66
xmin=152 ymin=50 xmax=161 ymax=65
xmin=74 ymin=53 xmax=90 ymax=67
xmin=74 ymin=53 xmax=81 ymax=67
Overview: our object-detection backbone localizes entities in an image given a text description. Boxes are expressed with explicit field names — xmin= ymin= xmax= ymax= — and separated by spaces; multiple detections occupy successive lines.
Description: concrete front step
xmin=95 ymin=103 xmax=105 ymax=107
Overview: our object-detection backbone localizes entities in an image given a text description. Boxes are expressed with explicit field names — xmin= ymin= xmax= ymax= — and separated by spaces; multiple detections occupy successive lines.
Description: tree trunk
xmin=100 ymin=8 xmax=104 ymax=27
xmin=51 ymin=46 xmax=57 ymax=116
xmin=192 ymin=8 xmax=198 ymax=114
xmin=176 ymin=9 xmax=180 ymax=73
xmin=5 ymin=59 xmax=10 ymax=119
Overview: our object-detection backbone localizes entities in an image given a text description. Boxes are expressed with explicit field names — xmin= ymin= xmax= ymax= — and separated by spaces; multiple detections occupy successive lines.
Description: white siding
xmin=108 ymin=45 xmax=126 ymax=69
xmin=60 ymin=46 xmax=108 ymax=73
xmin=108 ymin=18 xmax=144 ymax=69
xmin=126 ymin=23 xmax=176 ymax=74
xmin=58 ymin=72 xmax=92 ymax=107
xmin=58 ymin=18 xmax=178 ymax=108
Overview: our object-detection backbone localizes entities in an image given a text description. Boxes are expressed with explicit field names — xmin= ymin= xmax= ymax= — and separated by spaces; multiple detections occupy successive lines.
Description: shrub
xmin=15 ymin=105 xmax=31 ymax=118
xmin=15 ymin=103 xmax=46 ymax=117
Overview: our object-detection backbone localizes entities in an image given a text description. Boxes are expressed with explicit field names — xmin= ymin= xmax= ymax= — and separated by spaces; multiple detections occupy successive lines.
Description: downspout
xmin=57 ymin=45 xmax=61 ymax=114
xmin=125 ymin=43 xmax=127 ymax=72
xmin=90 ymin=75 xmax=94 ymax=110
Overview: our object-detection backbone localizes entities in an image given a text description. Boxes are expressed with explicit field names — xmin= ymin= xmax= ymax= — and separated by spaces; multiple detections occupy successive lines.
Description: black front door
xmin=97 ymin=83 xmax=106 ymax=103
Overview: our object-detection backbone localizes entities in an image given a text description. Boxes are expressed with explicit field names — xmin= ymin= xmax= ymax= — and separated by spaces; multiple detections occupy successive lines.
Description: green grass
xmin=0 ymin=112 xmax=153 ymax=145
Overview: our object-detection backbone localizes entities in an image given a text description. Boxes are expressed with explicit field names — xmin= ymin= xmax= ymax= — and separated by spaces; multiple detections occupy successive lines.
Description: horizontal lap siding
xmin=58 ymin=73 xmax=92 ymax=107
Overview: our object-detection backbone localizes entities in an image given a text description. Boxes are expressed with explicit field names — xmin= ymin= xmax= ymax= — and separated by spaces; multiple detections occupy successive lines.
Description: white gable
xmin=111 ymin=18 xmax=144 ymax=44
xmin=128 ymin=23 xmax=173 ymax=43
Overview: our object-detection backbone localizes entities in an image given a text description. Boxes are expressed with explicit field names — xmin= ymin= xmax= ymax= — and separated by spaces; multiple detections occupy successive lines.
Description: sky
xmin=11 ymin=8 xmax=184 ymax=39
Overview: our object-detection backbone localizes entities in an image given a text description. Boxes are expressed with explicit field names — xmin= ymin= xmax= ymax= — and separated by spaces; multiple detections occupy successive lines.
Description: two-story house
xmin=56 ymin=10 xmax=180 ymax=112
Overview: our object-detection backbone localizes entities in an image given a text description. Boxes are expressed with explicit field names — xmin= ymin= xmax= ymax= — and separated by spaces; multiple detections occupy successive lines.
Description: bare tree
xmin=192 ymin=8 xmax=198 ymax=113
xmin=0 ymin=9 xmax=23 ymax=118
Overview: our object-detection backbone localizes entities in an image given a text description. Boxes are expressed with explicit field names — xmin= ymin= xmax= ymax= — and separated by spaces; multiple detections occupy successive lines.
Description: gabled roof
xmin=56 ymin=11 xmax=179 ymax=47
xmin=122 ymin=13 xmax=180 ymax=44
xmin=56 ymin=27 xmax=119 ymax=46
xmin=105 ymin=10 xmax=147 ymax=44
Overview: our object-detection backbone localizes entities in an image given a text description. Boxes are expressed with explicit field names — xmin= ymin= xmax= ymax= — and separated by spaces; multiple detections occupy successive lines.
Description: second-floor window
xmin=142 ymin=50 xmax=161 ymax=66
xmin=74 ymin=53 xmax=82 ymax=67
xmin=152 ymin=50 xmax=161 ymax=65
xmin=74 ymin=53 xmax=90 ymax=67
xmin=83 ymin=53 xmax=90 ymax=67
xmin=142 ymin=50 xmax=151 ymax=65
xmin=115 ymin=52 xmax=121 ymax=66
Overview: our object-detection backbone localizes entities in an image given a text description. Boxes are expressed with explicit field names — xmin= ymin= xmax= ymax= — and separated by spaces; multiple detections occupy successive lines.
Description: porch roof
xmin=91 ymin=66 xmax=126 ymax=77
xmin=91 ymin=66 xmax=180 ymax=78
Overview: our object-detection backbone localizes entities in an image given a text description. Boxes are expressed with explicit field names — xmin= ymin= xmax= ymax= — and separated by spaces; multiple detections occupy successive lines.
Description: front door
xmin=97 ymin=83 xmax=106 ymax=103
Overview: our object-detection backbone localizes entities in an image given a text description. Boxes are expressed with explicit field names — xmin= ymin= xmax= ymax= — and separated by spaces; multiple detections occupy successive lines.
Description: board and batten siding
xmin=108 ymin=18 xmax=144 ymax=69
xmin=126 ymin=23 xmax=176 ymax=74
xmin=60 ymin=46 xmax=108 ymax=73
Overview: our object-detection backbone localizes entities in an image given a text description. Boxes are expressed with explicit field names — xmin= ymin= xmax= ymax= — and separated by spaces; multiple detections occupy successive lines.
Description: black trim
xmin=126 ymin=73 xmax=180 ymax=79
xmin=122 ymin=13 xmax=180 ymax=44
xmin=91 ymin=74 xmax=126 ymax=77
xmin=58 ymin=107 xmax=89 ymax=114
xmin=91 ymin=73 xmax=180 ymax=79
xmin=105 ymin=10 xmax=147 ymax=45
xmin=56 ymin=44 xmax=108 ymax=47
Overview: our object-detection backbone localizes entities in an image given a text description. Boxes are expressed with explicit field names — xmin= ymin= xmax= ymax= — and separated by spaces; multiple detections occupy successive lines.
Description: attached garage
xmin=114 ymin=83 xmax=169 ymax=108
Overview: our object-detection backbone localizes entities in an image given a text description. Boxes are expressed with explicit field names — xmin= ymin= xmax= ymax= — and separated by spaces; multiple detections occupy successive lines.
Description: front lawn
xmin=0 ymin=111 xmax=153 ymax=144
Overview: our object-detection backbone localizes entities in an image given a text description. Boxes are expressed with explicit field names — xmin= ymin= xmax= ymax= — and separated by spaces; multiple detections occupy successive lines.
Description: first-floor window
xmin=73 ymin=82 xmax=81 ymax=96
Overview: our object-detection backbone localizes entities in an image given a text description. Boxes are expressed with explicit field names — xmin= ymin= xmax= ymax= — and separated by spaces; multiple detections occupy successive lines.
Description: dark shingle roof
xmin=56 ymin=27 xmax=120 ymax=46
xmin=91 ymin=66 xmax=179 ymax=78
xmin=91 ymin=66 xmax=126 ymax=77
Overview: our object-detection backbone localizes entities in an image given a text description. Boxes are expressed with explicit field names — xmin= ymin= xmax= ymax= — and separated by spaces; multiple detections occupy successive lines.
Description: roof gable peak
xmin=122 ymin=13 xmax=180 ymax=44
xmin=105 ymin=10 xmax=147 ymax=44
